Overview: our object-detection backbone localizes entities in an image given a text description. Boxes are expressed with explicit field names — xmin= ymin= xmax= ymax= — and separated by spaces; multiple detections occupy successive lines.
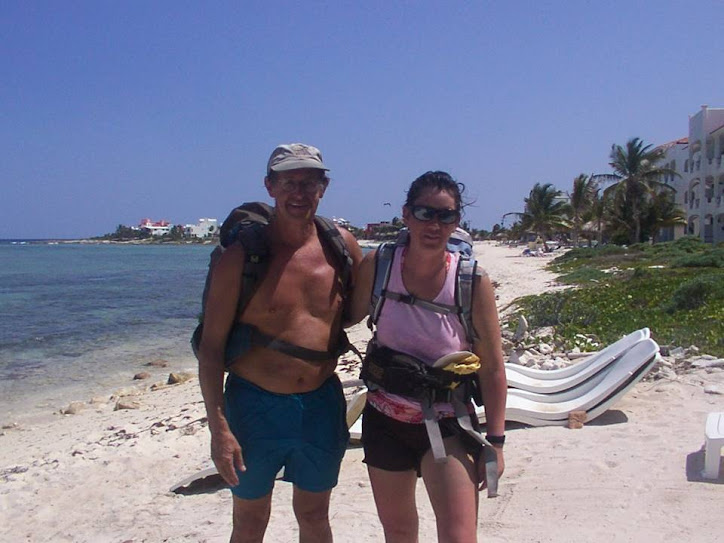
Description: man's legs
xmin=292 ymin=487 xmax=334 ymax=543
xmin=231 ymin=492 xmax=273 ymax=543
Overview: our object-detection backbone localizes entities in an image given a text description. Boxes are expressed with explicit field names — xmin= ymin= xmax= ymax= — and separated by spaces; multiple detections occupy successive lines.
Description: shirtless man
xmin=198 ymin=143 xmax=362 ymax=543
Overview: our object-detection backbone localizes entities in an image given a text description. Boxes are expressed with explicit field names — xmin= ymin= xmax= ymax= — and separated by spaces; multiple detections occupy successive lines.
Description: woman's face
xmin=402 ymin=187 xmax=460 ymax=250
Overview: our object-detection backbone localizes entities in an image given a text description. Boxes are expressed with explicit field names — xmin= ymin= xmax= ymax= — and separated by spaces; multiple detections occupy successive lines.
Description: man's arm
xmin=197 ymin=242 xmax=246 ymax=486
xmin=471 ymin=272 xmax=507 ymax=487
xmin=344 ymin=249 xmax=376 ymax=327
xmin=340 ymin=228 xmax=364 ymax=294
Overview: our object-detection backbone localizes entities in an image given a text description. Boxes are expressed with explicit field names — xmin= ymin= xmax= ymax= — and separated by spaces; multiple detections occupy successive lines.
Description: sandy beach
xmin=1 ymin=241 xmax=722 ymax=542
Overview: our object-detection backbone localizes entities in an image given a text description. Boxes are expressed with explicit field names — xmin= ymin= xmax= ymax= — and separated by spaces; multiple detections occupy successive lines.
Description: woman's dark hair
xmin=405 ymin=171 xmax=466 ymax=211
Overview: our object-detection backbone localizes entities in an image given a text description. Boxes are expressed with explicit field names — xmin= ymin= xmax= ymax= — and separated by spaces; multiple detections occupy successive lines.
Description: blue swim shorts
xmin=224 ymin=372 xmax=349 ymax=499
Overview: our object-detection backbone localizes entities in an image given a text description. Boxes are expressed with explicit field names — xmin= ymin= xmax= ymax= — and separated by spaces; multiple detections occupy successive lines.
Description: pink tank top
xmin=369 ymin=246 xmax=471 ymax=423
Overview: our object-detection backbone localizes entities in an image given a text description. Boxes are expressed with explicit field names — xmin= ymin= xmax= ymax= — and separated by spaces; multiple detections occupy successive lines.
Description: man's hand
xmin=477 ymin=445 xmax=505 ymax=492
xmin=211 ymin=428 xmax=245 ymax=487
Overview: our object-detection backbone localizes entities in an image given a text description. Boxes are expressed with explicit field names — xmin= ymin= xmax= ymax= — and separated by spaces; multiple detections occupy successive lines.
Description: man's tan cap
xmin=266 ymin=143 xmax=329 ymax=174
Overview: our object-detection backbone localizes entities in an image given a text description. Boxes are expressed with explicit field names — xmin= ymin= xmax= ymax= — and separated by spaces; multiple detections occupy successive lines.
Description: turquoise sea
xmin=0 ymin=241 xmax=210 ymax=423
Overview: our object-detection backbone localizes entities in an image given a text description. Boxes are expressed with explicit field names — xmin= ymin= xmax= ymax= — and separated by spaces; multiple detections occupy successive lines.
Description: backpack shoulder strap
xmin=220 ymin=202 xmax=274 ymax=318
xmin=367 ymin=241 xmax=398 ymax=330
xmin=455 ymin=253 xmax=479 ymax=344
xmin=314 ymin=215 xmax=353 ymax=293
xmin=367 ymin=228 xmax=480 ymax=344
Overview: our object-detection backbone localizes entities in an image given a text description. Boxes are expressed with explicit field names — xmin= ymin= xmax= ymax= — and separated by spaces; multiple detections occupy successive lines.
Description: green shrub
xmin=663 ymin=274 xmax=724 ymax=313
xmin=671 ymin=248 xmax=724 ymax=268
xmin=557 ymin=266 xmax=610 ymax=284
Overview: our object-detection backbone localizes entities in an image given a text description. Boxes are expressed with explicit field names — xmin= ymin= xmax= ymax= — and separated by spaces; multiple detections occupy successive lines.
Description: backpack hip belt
xmin=361 ymin=344 xmax=477 ymax=403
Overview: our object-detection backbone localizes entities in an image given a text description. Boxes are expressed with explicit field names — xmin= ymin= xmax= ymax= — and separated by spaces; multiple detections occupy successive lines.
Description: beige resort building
xmin=658 ymin=105 xmax=724 ymax=244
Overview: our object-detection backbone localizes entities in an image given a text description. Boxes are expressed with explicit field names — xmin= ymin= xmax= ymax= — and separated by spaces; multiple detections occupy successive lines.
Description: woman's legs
xmin=421 ymin=435 xmax=479 ymax=543
xmin=368 ymin=466 xmax=420 ymax=543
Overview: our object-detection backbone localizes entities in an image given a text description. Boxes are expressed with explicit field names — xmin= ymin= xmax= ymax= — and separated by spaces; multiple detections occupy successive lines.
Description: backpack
xmin=190 ymin=201 xmax=354 ymax=359
xmin=367 ymin=227 xmax=479 ymax=343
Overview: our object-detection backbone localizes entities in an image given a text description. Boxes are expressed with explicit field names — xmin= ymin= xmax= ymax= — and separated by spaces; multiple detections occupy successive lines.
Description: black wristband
xmin=486 ymin=434 xmax=506 ymax=445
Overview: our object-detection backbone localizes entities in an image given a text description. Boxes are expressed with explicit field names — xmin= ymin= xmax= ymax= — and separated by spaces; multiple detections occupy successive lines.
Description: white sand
xmin=1 ymin=241 xmax=723 ymax=542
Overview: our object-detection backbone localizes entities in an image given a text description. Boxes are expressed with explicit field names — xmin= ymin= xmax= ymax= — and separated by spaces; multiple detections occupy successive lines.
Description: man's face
xmin=265 ymin=168 xmax=328 ymax=221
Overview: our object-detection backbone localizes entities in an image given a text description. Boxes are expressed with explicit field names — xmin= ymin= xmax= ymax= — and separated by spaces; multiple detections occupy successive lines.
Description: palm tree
xmin=567 ymin=174 xmax=598 ymax=247
xmin=646 ymin=191 xmax=687 ymax=243
xmin=512 ymin=183 xmax=571 ymax=242
xmin=605 ymin=138 xmax=677 ymax=244
xmin=588 ymin=188 xmax=609 ymax=246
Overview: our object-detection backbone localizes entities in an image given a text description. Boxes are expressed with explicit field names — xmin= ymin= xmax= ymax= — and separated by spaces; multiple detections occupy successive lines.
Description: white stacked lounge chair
xmin=505 ymin=328 xmax=650 ymax=389
xmin=479 ymin=337 xmax=660 ymax=426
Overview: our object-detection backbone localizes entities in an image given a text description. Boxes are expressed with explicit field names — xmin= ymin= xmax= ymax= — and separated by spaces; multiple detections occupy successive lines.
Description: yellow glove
xmin=442 ymin=353 xmax=481 ymax=375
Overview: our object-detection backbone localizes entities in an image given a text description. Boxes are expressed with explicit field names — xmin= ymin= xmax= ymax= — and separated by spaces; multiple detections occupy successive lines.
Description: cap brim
xmin=270 ymin=158 xmax=329 ymax=172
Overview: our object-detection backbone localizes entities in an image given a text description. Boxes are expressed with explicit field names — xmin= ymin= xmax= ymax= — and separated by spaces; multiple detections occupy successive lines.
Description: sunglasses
xmin=278 ymin=178 xmax=325 ymax=194
xmin=409 ymin=205 xmax=460 ymax=224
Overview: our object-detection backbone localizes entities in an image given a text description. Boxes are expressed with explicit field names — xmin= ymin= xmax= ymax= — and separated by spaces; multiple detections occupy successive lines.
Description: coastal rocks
xmin=145 ymin=359 xmax=169 ymax=368
xmin=568 ymin=411 xmax=587 ymax=429
xmin=113 ymin=386 xmax=143 ymax=398
xmin=114 ymin=399 xmax=141 ymax=411
xmin=134 ymin=372 xmax=151 ymax=380
xmin=538 ymin=343 xmax=554 ymax=355
xmin=512 ymin=315 xmax=529 ymax=342
xmin=704 ymin=385 xmax=722 ymax=395
xmin=61 ymin=401 xmax=86 ymax=415
xmin=689 ymin=357 xmax=724 ymax=370
xmin=167 ymin=372 xmax=194 ymax=385
xmin=1 ymin=422 xmax=20 ymax=436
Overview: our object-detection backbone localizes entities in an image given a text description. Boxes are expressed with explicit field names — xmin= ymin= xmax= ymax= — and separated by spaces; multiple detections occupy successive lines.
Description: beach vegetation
xmin=97 ymin=224 xmax=151 ymax=241
xmin=507 ymin=237 xmax=724 ymax=356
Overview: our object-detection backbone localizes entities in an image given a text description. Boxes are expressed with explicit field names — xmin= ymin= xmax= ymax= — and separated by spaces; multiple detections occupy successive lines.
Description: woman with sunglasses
xmin=348 ymin=171 xmax=507 ymax=542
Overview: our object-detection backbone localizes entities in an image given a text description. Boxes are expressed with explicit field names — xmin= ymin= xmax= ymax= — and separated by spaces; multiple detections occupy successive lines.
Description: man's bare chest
xmin=251 ymin=246 xmax=341 ymax=316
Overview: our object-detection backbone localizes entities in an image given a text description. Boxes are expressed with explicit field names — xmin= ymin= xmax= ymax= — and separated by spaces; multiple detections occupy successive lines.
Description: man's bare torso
xmin=227 ymin=231 xmax=344 ymax=394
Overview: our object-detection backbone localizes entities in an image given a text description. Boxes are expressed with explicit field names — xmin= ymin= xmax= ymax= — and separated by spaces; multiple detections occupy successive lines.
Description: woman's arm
xmin=471 ymin=272 xmax=507 ymax=484
xmin=471 ymin=272 xmax=507 ymax=434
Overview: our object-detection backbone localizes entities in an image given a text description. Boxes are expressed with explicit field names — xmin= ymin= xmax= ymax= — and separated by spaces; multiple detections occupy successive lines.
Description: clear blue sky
xmin=2 ymin=1 xmax=723 ymax=239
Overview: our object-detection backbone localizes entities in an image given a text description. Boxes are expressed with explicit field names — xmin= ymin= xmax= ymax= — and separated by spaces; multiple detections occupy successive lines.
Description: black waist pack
xmin=361 ymin=345 xmax=466 ymax=401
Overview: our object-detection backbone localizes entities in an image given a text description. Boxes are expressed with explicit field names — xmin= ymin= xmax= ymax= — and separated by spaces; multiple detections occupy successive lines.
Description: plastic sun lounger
xmin=506 ymin=351 xmax=660 ymax=427
xmin=504 ymin=328 xmax=650 ymax=392
xmin=506 ymin=328 xmax=649 ymax=380
xmin=507 ymin=366 xmax=613 ymax=404
xmin=478 ymin=338 xmax=660 ymax=426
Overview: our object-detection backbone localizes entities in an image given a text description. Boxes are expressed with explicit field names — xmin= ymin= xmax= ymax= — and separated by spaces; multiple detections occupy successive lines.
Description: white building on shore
xmin=659 ymin=105 xmax=724 ymax=244
xmin=139 ymin=218 xmax=172 ymax=236
xmin=184 ymin=218 xmax=218 ymax=239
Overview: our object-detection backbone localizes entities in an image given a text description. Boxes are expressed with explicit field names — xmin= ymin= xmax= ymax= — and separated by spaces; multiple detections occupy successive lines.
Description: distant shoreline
xmin=1 ymin=237 xmax=382 ymax=248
